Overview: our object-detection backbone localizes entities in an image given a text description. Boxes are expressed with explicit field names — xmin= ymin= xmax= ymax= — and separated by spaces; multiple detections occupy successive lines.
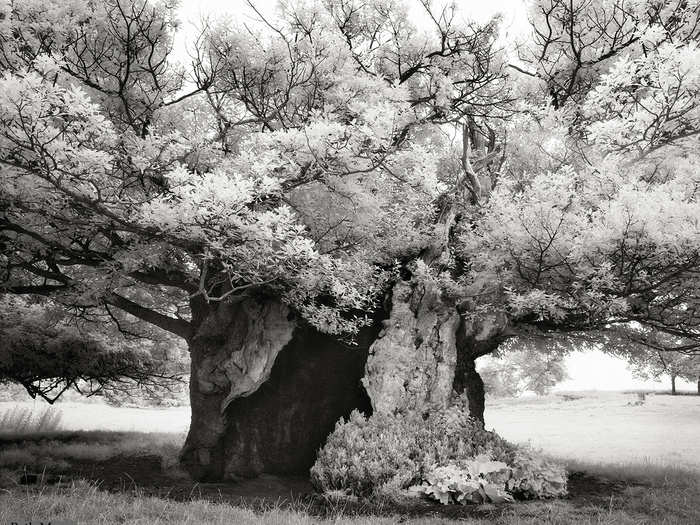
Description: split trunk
xmin=180 ymin=279 xmax=508 ymax=481
xmin=180 ymin=296 xmax=378 ymax=481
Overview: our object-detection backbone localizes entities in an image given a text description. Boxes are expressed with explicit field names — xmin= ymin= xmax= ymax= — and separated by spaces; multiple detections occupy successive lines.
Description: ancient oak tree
xmin=1 ymin=0 xmax=699 ymax=480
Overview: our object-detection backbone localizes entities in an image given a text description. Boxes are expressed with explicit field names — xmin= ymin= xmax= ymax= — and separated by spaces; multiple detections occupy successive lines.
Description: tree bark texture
xmin=671 ymin=374 xmax=677 ymax=395
xmin=363 ymin=280 xmax=460 ymax=415
xmin=363 ymin=278 xmax=509 ymax=424
xmin=181 ymin=296 xmax=379 ymax=481
xmin=180 ymin=279 xmax=509 ymax=481
xmin=453 ymin=311 xmax=509 ymax=423
xmin=459 ymin=359 xmax=486 ymax=423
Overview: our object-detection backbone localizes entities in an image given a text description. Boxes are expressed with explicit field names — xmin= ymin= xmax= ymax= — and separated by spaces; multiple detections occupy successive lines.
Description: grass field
xmin=486 ymin=391 xmax=700 ymax=470
xmin=4 ymin=391 xmax=697 ymax=467
xmin=1 ymin=391 xmax=698 ymax=524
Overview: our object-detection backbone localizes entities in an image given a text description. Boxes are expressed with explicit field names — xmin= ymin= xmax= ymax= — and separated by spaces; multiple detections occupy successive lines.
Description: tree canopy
xmin=1 ymin=0 xmax=699 ymax=402
xmin=0 ymin=296 xmax=186 ymax=403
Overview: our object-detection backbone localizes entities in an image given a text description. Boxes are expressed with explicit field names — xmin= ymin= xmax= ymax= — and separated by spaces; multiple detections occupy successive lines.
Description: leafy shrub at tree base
xmin=311 ymin=401 xmax=567 ymax=504
xmin=409 ymin=457 xmax=515 ymax=504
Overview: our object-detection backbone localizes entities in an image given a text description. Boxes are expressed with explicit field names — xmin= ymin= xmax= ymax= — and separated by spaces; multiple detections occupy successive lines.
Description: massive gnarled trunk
xmin=363 ymin=278 xmax=509 ymax=424
xmin=180 ymin=279 xmax=508 ymax=481
xmin=181 ymin=295 xmax=379 ymax=481
xmin=363 ymin=280 xmax=459 ymax=414
xmin=453 ymin=312 xmax=509 ymax=422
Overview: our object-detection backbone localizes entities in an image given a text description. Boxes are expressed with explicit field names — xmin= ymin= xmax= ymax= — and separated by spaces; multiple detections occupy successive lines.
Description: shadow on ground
xmin=11 ymin=449 xmax=637 ymax=521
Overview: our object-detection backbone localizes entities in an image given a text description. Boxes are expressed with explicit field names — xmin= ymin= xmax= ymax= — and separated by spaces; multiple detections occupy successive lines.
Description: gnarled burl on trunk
xmin=180 ymin=295 xmax=379 ymax=481
xmin=364 ymin=278 xmax=509 ymax=423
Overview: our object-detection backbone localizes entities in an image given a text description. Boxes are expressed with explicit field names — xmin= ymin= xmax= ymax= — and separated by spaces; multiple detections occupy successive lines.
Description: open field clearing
xmin=1 ymin=391 xmax=699 ymax=524
xmin=486 ymin=392 xmax=700 ymax=471
xmin=0 ymin=401 xmax=191 ymax=434
xmin=4 ymin=391 xmax=698 ymax=469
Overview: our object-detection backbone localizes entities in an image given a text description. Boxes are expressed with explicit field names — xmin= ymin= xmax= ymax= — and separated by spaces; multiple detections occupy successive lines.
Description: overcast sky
xmin=174 ymin=0 xmax=532 ymax=59
xmin=177 ymin=0 xmax=531 ymax=27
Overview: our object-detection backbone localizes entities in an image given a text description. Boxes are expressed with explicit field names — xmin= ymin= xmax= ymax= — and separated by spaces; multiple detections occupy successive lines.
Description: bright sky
xmin=556 ymin=350 xmax=695 ymax=392
xmin=177 ymin=0 xmax=531 ymax=25
xmin=175 ymin=0 xmax=532 ymax=56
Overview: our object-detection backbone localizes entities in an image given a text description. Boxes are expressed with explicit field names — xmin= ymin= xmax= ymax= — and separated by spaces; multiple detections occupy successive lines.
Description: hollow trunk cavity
xmin=181 ymin=296 xmax=379 ymax=481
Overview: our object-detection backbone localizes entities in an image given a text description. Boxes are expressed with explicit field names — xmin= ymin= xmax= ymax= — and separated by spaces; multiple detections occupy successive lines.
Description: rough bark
xmin=363 ymin=279 xmax=459 ymax=415
xmin=453 ymin=311 xmax=510 ymax=424
xmin=181 ymin=296 xmax=295 ymax=481
xmin=460 ymin=359 xmax=486 ymax=423
xmin=221 ymin=321 xmax=376 ymax=477
xmin=180 ymin=278 xmax=509 ymax=481
xmin=362 ymin=278 xmax=509 ymax=423
xmin=180 ymin=295 xmax=380 ymax=481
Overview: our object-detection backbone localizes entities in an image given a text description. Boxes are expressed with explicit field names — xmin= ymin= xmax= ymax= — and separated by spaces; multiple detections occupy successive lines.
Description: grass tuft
xmin=0 ymin=405 xmax=63 ymax=437
xmin=559 ymin=456 xmax=700 ymax=488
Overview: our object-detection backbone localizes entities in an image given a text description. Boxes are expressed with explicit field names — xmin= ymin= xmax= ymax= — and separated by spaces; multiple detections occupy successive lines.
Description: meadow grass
xmin=0 ymin=436 xmax=697 ymax=524
xmin=485 ymin=391 xmax=700 ymax=470
xmin=0 ymin=480 xmax=443 ymax=525
xmin=1 ymin=394 xmax=698 ymax=524
xmin=0 ymin=462 xmax=698 ymax=525
xmin=0 ymin=430 xmax=184 ymax=473
xmin=0 ymin=405 xmax=64 ymax=437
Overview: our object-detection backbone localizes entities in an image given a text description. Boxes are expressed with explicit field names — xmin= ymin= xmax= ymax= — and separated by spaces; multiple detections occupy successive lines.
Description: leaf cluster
xmin=310 ymin=400 xmax=567 ymax=502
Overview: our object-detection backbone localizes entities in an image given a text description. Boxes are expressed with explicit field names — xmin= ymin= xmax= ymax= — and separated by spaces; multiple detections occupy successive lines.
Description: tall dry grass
xmin=0 ymin=405 xmax=63 ymax=437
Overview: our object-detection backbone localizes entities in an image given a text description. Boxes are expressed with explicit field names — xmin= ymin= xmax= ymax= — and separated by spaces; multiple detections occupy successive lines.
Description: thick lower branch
xmin=129 ymin=270 xmax=198 ymax=294
xmin=105 ymin=293 xmax=192 ymax=340
xmin=3 ymin=284 xmax=69 ymax=295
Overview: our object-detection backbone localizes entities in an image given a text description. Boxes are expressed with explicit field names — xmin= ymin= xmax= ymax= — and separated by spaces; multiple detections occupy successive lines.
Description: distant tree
xmin=622 ymin=334 xmax=700 ymax=395
xmin=0 ymin=296 xmax=186 ymax=403
xmin=479 ymin=341 xmax=568 ymax=397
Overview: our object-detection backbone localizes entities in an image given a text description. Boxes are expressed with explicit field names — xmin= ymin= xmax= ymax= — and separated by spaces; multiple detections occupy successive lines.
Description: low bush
xmin=410 ymin=456 xmax=514 ymax=504
xmin=311 ymin=401 xmax=567 ymax=504
xmin=507 ymin=448 xmax=569 ymax=499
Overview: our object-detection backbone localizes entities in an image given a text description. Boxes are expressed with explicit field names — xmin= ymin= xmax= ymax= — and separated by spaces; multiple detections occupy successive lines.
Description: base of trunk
xmin=463 ymin=360 xmax=486 ymax=424
xmin=181 ymin=298 xmax=380 ymax=481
